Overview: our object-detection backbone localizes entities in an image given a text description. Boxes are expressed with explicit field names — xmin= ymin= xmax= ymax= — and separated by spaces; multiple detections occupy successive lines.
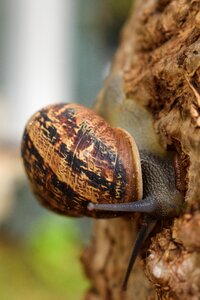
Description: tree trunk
xmin=82 ymin=1 xmax=200 ymax=299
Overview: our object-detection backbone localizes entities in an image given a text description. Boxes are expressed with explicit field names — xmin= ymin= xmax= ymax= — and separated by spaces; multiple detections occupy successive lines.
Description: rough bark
xmin=82 ymin=1 xmax=200 ymax=299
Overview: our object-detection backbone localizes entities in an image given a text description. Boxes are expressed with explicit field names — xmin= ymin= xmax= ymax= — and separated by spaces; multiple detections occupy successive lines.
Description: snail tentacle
xmin=122 ymin=216 xmax=157 ymax=290
xmin=87 ymin=196 xmax=158 ymax=215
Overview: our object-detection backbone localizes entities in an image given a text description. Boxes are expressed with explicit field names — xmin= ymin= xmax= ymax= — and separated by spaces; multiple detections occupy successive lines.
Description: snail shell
xmin=21 ymin=103 xmax=142 ymax=218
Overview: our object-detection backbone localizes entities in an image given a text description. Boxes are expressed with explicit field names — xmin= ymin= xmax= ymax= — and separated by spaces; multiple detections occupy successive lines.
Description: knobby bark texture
xmin=82 ymin=1 xmax=200 ymax=299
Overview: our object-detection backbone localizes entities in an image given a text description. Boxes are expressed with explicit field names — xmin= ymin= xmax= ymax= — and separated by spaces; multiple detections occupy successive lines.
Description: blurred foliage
xmin=29 ymin=216 xmax=89 ymax=296
xmin=0 ymin=216 xmax=89 ymax=300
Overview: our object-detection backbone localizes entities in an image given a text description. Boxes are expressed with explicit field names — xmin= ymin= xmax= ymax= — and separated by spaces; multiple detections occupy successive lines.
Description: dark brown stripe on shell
xmin=35 ymin=110 xmax=61 ymax=145
xmin=55 ymin=105 xmax=79 ymax=137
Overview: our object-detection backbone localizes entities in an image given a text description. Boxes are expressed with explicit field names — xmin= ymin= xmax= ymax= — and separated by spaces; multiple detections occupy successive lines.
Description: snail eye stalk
xmin=87 ymin=196 xmax=158 ymax=214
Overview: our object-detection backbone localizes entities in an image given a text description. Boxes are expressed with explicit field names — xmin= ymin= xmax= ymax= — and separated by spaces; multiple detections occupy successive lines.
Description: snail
xmin=21 ymin=74 xmax=184 ymax=290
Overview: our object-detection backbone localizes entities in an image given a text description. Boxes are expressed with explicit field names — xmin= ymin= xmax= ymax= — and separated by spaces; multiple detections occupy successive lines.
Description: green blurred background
xmin=0 ymin=0 xmax=132 ymax=299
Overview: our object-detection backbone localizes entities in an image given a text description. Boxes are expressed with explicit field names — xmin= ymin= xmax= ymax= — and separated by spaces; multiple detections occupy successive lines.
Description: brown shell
xmin=21 ymin=103 xmax=142 ymax=218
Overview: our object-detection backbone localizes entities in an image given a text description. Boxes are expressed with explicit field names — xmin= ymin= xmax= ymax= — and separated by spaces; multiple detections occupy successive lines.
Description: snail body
xmin=21 ymin=74 xmax=183 ymax=290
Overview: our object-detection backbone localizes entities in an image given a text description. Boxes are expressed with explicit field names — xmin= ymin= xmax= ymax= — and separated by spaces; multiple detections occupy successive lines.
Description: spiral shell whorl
xmin=21 ymin=103 xmax=142 ymax=217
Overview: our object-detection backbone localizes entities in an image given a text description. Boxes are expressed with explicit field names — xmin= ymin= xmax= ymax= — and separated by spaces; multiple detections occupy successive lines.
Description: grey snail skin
xmin=21 ymin=73 xmax=184 ymax=291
